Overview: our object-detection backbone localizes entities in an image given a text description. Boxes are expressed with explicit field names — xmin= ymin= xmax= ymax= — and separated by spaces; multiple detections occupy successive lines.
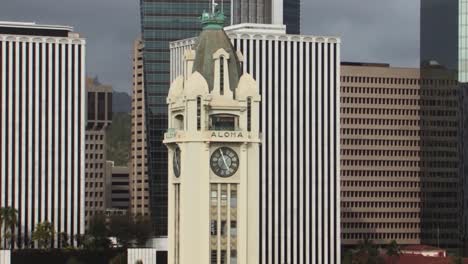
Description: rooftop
xmin=0 ymin=21 xmax=74 ymax=37
xmin=402 ymin=245 xmax=444 ymax=252
xmin=342 ymin=61 xmax=390 ymax=67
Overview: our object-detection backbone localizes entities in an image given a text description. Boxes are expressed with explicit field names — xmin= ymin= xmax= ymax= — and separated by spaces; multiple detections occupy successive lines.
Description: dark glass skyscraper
xmin=420 ymin=0 xmax=466 ymax=251
xmin=231 ymin=0 xmax=300 ymax=34
xmin=283 ymin=0 xmax=300 ymax=34
xmin=140 ymin=0 xmax=232 ymax=236
xmin=140 ymin=0 xmax=301 ymax=236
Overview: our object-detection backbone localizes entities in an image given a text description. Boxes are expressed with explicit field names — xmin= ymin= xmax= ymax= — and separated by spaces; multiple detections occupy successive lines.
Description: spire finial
xmin=211 ymin=0 xmax=218 ymax=14
xmin=201 ymin=0 xmax=225 ymax=30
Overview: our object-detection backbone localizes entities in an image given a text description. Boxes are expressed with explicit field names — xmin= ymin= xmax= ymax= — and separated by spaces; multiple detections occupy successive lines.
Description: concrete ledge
xmin=0 ymin=250 xmax=11 ymax=264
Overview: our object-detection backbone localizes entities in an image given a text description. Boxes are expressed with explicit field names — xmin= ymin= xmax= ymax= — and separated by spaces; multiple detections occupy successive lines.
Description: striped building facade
xmin=170 ymin=23 xmax=341 ymax=264
xmin=0 ymin=22 xmax=86 ymax=247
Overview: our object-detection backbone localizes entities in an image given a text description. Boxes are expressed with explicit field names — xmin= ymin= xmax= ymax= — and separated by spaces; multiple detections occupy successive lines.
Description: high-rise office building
xmin=85 ymin=77 xmax=112 ymax=228
xmin=341 ymin=62 xmax=461 ymax=248
xmin=105 ymin=161 xmax=130 ymax=211
xmin=232 ymin=0 xmax=271 ymax=25
xmin=282 ymin=0 xmax=300 ymax=34
xmin=140 ymin=0 xmax=300 ymax=236
xmin=340 ymin=63 xmax=422 ymax=245
xmin=130 ymin=38 xmax=150 ymax=217
xmin=0 ymin=21 xmax=86 ymax=247
xmin=140 ymin=0 xmax=219 ymax=236
xmin=171 ymin=23 xmax=341 ymax=264
xmin=421 ymin=0 xmax=465 ymax=250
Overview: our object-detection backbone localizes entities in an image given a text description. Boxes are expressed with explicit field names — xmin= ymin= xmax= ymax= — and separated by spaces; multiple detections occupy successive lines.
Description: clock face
xmin=210 ymin=147 xmax=239 ymax=177
xmin=173 ymin=147 xmax=181 ymax=177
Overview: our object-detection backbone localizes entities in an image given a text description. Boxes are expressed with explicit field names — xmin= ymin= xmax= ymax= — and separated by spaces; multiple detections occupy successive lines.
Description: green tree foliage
xmin=66 ymin=257 xmax=84 ymax=264
xmin=84 ymin=214 xmax=111 ymax=250
xmin=352 ymin=238 xmax=384 ymax=264
xmin=385 ymin=240 xmax=400 ymax=264
xmin=106 ymin=112 xmax=131 ymax=166
xmin=132 ymin=216 xmax=152 ymax=247
xmin=107 ymin=214 xmax=152 ymax=248
xmin=109 ymin=252 xmax=127 ymax=264
xmin=109 ymin=215 xmax=132 ymax=247
xmin=58 ymin=232 xmax=70 ymax=248
xmin=342 ymin=249 xmax=353 ymax=264
xmin=452 ymin=255 xmax=463 ymax=264
xmin=32 ymin=221 xmax=55 ymax=248
xmin=0 ymin=207 xmax=18 ymax=249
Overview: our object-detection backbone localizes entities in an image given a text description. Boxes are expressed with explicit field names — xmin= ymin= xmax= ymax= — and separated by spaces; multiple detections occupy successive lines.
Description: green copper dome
xmin=192 ymin=10 xmax=241 ymax=93
xmin=201 ymin=10 xmax=225 ymax=30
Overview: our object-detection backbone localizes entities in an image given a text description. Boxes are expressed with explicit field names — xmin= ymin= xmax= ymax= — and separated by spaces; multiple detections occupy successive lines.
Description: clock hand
xmin=219 ymin=149 xmax=229 ymax=170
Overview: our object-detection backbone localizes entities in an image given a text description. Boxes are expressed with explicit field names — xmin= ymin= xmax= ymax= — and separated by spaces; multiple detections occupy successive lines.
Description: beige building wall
xmin=105 ymin=161 xmax=130 ymax=210
xmin=340 ymin=63 xmax=422 ymax=245
xmin=164 ymin=27 xmax=261 ymax=263
xmin=85 ymin=78 xmax=112 ymax=228
xmin=130 ymin=39 xmax=151 ymax=217
xmin=340 ymin=63 xmax=461 ymax=248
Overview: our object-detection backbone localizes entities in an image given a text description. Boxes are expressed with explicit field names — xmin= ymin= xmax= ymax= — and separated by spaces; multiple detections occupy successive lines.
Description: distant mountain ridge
xmin=113 ymin=91 xmax=132 ymax=113
xmin=107 ymin=112 xmax=131 ymax=166
xmin=107 ymin=92 xmax=132 ymax=166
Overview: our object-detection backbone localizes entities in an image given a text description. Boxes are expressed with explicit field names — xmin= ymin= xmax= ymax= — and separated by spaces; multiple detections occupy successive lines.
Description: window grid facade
xmin=140 ymin=0 xmax=232 ymax=236
xmin=130 ymin=38 xmax=151 ymax=217
xmin=341 ymin=64 xmax=462 ymax=249
xmin=85 ymin=78 xmax=112 ymax=228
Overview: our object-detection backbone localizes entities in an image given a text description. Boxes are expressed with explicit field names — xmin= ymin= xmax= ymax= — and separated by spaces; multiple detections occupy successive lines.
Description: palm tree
xmin=32 ymin=221 xmax=55 ymax=249
xmin=353 ymin=238 xmax=384 ymax=264
xmin=385 ymin=240 xmax=400 ymax=264
xmin=0 ymin=207 xmax=18 ymax=249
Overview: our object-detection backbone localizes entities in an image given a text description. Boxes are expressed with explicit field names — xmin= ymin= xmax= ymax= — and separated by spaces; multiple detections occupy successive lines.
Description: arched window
xmin=220 ymin=56 xmax=225 ymax=95
xmin=197 ymin=96 xmax=202 ymax=130
xmin=209 ymin=114 xmax=239 ymax=131
xmin=174 ymin=114 xmax=184 ymax=130
xmin=247 ymin=97 xmax=252 ymax=132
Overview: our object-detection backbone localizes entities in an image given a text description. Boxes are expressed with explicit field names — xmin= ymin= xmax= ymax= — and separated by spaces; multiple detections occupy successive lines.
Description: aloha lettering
xmin=211 ymin=131 xmax=243 ymax=138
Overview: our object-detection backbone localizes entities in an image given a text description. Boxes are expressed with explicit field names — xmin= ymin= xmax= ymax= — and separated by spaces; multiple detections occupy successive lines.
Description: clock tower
xmin=163 ymin=7 xmax=261 ymax=264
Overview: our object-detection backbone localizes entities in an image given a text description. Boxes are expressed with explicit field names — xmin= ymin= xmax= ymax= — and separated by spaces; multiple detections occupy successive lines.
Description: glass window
xmin=211 ymin=188 xmax=217 ymax=206
xmin=211 ymin=250 xmax=217 ymax=264
xmin=220 ymin=57 xmax=225 ymax=95
xmin=209 ymin=114 xmax=238 ymax=131
xmin=221 ymin=188 xmax=228 ymax=206
xmin=197 ymin=96 xmax=202 ymax=130
xmin=247 ymin=97 xmax=252 ymax=131
xmin=221 ymin=250 xmax=227 ymax=264
xmin=230 ymin=189 xmax=237 ymax=208
xmin=221 ymin=220 xmax=227 ymax=236
xmin=211 ymin=220 xmax=217 ymax=236
xmin=230 ymin=221 xmax=237 ymax=237
xmin=230 ymin=250 xmax=237 ymax=264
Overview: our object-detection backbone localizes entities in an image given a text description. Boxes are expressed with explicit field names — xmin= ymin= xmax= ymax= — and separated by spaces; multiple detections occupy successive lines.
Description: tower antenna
xmin=211 ymin=0 xmax=218 ymax=14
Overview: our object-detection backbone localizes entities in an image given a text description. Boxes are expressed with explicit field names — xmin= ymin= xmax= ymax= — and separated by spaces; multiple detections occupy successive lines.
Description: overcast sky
xmin=0 ymin=0 xmax=419 ymax=93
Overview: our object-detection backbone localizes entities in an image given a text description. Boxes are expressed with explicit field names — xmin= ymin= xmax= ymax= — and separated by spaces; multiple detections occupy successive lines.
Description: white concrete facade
xmin=0 ymin=22 xmax=86 ymax=247
xmin=0 ymin=250 xmax=11 ymax=264
xmin=128 ymin=248 xmax=158 ymax=264
xmin=165 ymin=25 xmax=261 ymax=264
xmin=170 ymin=23 xmax=341 ymax=264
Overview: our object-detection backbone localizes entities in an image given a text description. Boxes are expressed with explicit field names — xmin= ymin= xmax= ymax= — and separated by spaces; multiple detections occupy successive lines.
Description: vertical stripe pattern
xmin=170 ymin=26 xmax=341 ymax=264
xmin=0 ymin=34 xmax=86 ymax=247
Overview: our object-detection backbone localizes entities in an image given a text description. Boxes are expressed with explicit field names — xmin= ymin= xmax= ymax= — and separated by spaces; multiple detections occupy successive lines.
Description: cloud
xmin=0 ymin=0 xmax=140 ymax=93
xmin=0 ymin=0 xmax=420 ymax=93
xmin=302 ymin=0 xmax=420 ymax=67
